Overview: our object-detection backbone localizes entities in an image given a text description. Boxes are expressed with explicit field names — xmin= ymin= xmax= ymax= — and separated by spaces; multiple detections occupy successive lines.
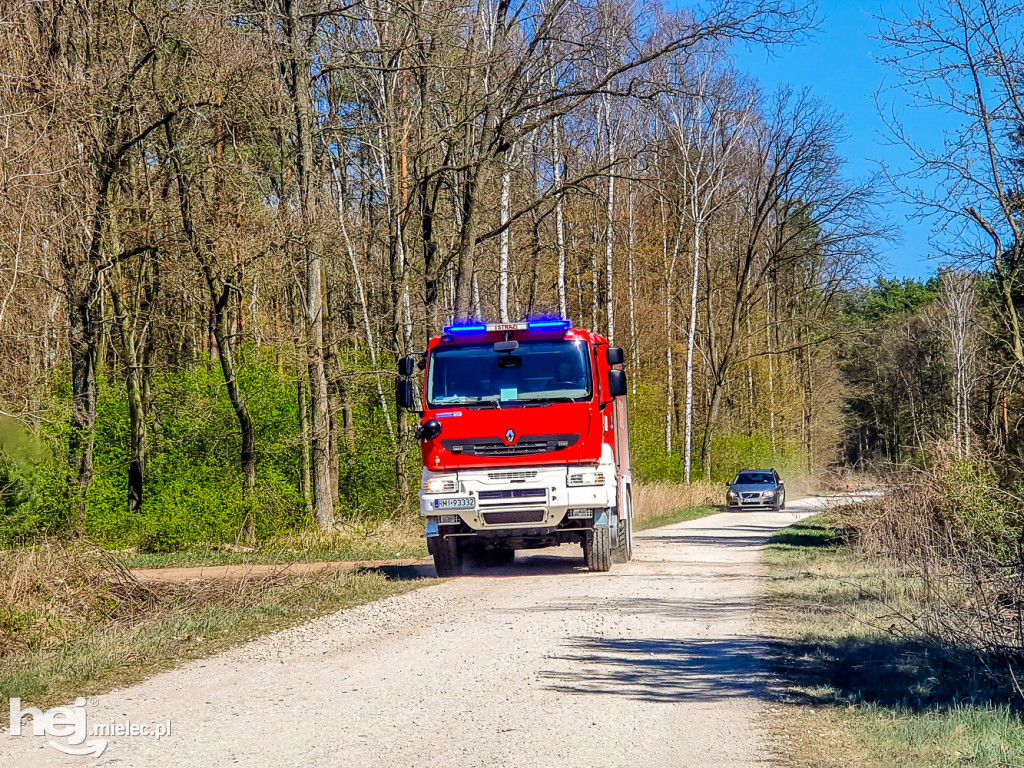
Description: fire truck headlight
xmin=423 ymin=476 xmax=458 ymax=494
xmin=568 ymin=471 xmax=605 ymax=487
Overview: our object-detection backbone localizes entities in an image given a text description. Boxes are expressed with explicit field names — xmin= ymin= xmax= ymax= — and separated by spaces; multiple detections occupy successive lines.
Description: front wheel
xmin=584 ymin=528 xmax=612 ymax=572
xmin=773 ymin=490 xmax=785 ymax=512
xmin=611 ymin=493 xmax=633 ymax=564
xmin=433 ymin=535 xmax=464 ymax=577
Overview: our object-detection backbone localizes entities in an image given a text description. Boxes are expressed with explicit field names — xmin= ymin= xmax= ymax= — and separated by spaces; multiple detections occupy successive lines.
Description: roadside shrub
xmin=839 ymin=459 xmax=1024 ymax=705
xmin=0 ymin=419 xmax=63 ymax=546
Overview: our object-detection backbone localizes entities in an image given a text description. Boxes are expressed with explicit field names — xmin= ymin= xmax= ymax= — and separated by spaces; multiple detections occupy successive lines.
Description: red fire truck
xmin=396 ymin=319 xmax=633 ymax=576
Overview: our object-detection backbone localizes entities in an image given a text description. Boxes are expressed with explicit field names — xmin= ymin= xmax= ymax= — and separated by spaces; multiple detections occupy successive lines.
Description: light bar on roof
xmin=442 ymin=318 xmax=571 ymax=335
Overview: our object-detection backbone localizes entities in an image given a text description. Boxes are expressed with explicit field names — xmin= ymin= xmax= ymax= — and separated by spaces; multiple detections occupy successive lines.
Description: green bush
xmin=940 ymin=459 xmax=1024 ymax=560
xmin=0 ymin=419 xmax=63 ymax=546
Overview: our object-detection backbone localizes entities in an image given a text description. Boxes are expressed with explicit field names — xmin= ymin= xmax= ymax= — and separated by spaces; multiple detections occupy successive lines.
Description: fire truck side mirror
xmin=398 ymin=356 xmax=416 ymax=377
xmin=606 ymin=347 xmax=624 ymax=366
xmin=608 ymin=369 xmax=627 ymax=398
xmin=418 ymin=419 xmax=442 ymax=441
xmin=396 ymin=378 xmax=415 ymax=411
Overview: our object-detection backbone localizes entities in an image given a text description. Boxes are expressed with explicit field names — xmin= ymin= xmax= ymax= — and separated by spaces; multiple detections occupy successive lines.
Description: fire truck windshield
xmin=427 ymin=340 xmax=592 ymax=406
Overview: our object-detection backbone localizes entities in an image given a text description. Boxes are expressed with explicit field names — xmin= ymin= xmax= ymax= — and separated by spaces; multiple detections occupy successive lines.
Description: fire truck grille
xmin=478 ymin=488 xmax=546 ymax=501
xmin=487 ymin=470 xmax=538 ymax=481
xmin=442 ymin=434 xmax=579 ymax=457
xmin=481 ymin=509 xmax=546 ymax=525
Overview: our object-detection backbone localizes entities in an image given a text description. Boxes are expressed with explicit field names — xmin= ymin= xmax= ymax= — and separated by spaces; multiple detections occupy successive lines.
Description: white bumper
xmin=419 ymin=463 xmax=617 ymax=531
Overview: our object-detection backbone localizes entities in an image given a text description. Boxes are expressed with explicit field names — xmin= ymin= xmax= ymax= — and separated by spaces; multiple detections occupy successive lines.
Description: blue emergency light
xmin=442 ymin=321 xmax=488 ymax=335
xmin=526 ymin=319 xmax=571 ymax=332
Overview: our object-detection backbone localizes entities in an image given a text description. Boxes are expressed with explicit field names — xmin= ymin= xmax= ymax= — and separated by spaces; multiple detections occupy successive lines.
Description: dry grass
xmin=0 ymin=539 xmax=424 ymax=707
xmin=119 ymin=515 xmax=429 ymax=570
xmin=764 ymin=514 xmax=1024 ymax=768
xmin=632 ymin=480 xmax=719 ymax=522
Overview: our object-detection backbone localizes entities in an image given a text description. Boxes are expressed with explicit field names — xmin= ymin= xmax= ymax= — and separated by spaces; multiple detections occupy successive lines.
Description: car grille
xmin=741 ymin=493 xmax=761 ymax=501
xmin=442 ymin=434 xmax=579 ymax=457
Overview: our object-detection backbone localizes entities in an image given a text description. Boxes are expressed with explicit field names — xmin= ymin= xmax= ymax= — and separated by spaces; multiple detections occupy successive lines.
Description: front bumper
xmin=727 ymin=495 xmax=780 ymax=509
xmin=420 ymin=465 xmax=616 ymax=532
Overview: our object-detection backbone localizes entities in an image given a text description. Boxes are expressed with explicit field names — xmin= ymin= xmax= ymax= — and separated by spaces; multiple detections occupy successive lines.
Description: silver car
xmin=726 ymin=469 xmax=786 ymax=511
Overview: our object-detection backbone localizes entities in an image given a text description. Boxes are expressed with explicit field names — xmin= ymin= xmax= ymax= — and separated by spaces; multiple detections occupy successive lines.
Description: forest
xmin=0 ymin=0 xmax=1022 ymax=554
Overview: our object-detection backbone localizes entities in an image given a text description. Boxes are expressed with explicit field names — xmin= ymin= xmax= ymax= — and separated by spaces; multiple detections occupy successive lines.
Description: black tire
xmin=611 ymin=492 xmax=633 ymax=564
xmin=433 ymin=534 xmax=464 ymax=577
xmin=780 ymin=491 xmax=786 ymax=510
xmin=584 ymin=527 xmax=612 ymax=572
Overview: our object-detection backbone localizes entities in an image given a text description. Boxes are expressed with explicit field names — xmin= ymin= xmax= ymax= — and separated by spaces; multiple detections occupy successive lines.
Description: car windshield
xmin=427 ymin=340 xmax=592 ymax=406
xmin=734 ymin=472 xmax=775 ymax=485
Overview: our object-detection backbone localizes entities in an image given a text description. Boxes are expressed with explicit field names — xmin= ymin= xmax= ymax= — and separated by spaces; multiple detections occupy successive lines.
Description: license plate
xmin=434 ymin=497 xmax=474 ymax=510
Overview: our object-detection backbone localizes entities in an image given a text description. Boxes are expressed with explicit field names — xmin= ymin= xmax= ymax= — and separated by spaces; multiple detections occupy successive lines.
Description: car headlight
xmin=568 ymin=470 xmax=605 ymax=486
xmin=727 ymin=491 xmax=739 ymax=500
xmin=423 ymin=476 xmax=458 ymax=494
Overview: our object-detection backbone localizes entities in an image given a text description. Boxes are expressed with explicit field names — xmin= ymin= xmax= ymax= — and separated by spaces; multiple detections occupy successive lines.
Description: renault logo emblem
xmin=504 ymin=428 xmax=516 ymax=444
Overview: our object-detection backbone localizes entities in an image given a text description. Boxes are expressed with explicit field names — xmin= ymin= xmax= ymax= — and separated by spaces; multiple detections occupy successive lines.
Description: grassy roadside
xmin=120 ymin=520 xmax=429 ymax=570
xmin=635 ymin=504 xmax=719 ymax=531
xmin=763 ymin=515 xmax=1024 ymax=768
xmin=633 ymin=480 xmax=721 ymax=532
xmin=125 ymin=481 xmax=724 ymax=569
xmin=0 ymin=545 xmax=429 ymax=710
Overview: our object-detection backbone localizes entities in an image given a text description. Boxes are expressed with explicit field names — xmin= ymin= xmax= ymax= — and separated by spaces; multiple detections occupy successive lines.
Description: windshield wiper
xmin=464 ymin=400 xmax=501 ymax=409
xmin=522 ymin=396 xmax=576 ymax=406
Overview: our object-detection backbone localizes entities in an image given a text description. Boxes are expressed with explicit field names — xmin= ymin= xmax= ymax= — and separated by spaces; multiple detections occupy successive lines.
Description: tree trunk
xmin=164 ymin=118 xmax=256 ymax=534
xmin=603 ymin=97 xmax=616 ymax=342
xmin=499 ymin=156 xmax=511 ymax=322
xmin=627 ymin=180 xmax=637 ymax=394
xmin=766 ymin=277 xmax=777 ymax=456
xmin=553 ymin=116 xmax=568 ymax=318
xmin=287 ymin=283 xmax=312 ymax=515
xmin=683 ymin=219 xmax=701 ymax=483
xmin=285 ymin=0 xmax=333 ymax=528
xmin=108 ymin=264 xmax=148 ymax=514
xmin=67 ymin=281 xmax=98 ymax=532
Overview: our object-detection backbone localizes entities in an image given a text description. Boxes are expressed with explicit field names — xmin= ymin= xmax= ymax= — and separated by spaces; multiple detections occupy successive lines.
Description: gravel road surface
xmin=2 ymin=496 xmax=848 ymax=767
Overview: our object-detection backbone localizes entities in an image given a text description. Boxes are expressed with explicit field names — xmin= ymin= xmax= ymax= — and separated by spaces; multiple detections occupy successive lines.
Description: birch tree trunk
xmin=627 ymin=180 xmax=637 ymax=394
xmin=499 ymin=156 xmax=511 ymax=322
xmin=603 ymin=97 xmax=616 ymax=342
xmin=553 ymin=117 xmax=568 ymax=318
xmin=683 ymin=219 xmax=701 ymax=483
xmin=766 ymin=277 xmax=777 ymax=456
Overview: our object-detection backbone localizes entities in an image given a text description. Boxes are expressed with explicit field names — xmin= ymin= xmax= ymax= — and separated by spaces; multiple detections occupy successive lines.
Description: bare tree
xmin=878 ymin=0 xmax=1024 ymax=364
xmin=659 ymin=58 xmax=753 ymax=481
xmin=940 ymin=270 xmax=979 ymax=456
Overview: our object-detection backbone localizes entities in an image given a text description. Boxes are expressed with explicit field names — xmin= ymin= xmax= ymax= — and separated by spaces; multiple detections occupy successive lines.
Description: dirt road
xmin=2 ymin=496 xmax=848 ymax=767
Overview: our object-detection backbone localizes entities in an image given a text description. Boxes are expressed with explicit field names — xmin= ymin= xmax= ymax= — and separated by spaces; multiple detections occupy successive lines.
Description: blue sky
xmin=729 ymin=1 xmax=947 ymax=281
